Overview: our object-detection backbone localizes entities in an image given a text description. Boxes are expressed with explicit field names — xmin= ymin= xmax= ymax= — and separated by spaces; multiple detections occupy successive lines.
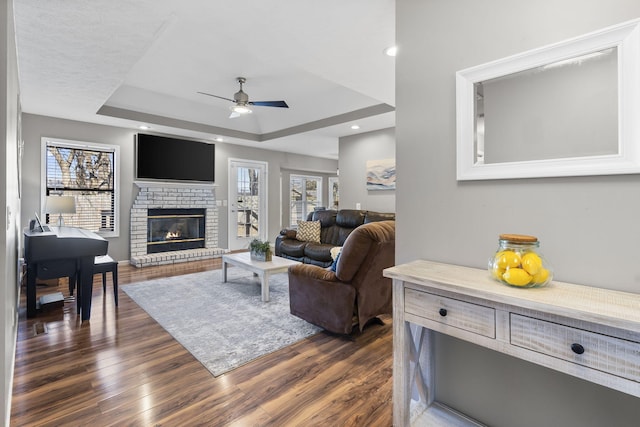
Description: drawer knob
xmin=570 ymin=343 xmax=585 ymax=355
xmin=439 ymin=308 xmax=448 ymax=317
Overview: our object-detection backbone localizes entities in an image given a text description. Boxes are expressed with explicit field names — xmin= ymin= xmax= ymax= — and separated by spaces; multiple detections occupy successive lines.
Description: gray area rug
xmin=121 ymin=267 xmax=322 ymax=376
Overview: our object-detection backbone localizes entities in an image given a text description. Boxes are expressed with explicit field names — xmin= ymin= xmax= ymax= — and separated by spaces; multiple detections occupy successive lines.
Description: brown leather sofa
xmin=288 ymin=220 xmax=395 ymax=334
xmin=275 ymin=209 xmax=395 ymax=267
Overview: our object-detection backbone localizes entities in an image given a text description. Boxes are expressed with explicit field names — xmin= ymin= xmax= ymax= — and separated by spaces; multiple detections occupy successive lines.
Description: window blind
xmin=45 ymin=140 xmax=117 ymax=234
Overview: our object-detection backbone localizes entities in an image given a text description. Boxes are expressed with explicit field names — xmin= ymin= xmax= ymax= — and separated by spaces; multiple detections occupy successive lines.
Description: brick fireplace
xmin=130 ymin=182 xmax=226 ymax=267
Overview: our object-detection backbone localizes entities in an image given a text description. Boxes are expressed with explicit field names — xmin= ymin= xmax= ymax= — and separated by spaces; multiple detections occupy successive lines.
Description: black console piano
xmin=24 ymin=226 xmax=108 ymax=321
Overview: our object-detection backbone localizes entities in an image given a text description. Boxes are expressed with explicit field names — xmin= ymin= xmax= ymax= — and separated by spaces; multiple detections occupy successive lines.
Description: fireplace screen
xmin=147 ymin=208 xmax=205 ymax=254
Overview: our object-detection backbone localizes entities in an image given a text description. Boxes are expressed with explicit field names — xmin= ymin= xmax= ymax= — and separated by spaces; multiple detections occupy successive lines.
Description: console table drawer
xmin=405 ymin=288 xmax=496 ymax=338
xmin=511 ymin=314 xmax=640 ymax=382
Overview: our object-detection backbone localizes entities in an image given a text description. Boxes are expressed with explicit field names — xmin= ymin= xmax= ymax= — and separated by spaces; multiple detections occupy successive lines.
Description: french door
xmin=228 ymin=159 xmax=267 ymax=251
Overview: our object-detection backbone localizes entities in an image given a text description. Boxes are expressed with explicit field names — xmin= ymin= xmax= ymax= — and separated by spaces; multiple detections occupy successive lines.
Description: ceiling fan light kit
xmin=198 ymin=77 xmax=289 ymax=118
xmin=231 ymin=104 xmax=252 ymax=114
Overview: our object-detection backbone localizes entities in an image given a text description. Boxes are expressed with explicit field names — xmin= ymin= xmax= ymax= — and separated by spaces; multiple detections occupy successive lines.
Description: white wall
xmin=20 ymin=114 xmax=337 ymax=261
xmin=397 ymin=1 xmax=640 ymax=426
xmin=338 ymin=127 xmax=395 ymax=213
xmin=1 ymin=1 xmax=20 ymax=424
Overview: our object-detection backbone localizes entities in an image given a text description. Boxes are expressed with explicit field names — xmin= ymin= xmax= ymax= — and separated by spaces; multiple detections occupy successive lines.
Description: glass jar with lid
xmin=488 ymin=234 xmax=553 ymax=288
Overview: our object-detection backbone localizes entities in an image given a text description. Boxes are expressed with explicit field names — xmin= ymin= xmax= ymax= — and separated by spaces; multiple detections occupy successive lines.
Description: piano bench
xmin=94 ymin=255 xmax=118 ymax=306
xmin=70 ymin=255 xmax=119 ymax=307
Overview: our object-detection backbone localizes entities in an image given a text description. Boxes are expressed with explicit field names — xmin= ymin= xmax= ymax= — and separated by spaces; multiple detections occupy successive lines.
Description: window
xmin=290 ymin=174 xmax=322 ymax=227
xmin=42 ymin=138 xmax=119 ymax=237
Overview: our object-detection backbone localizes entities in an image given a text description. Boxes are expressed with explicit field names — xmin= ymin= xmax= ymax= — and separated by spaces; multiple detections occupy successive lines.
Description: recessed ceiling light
xmin=384 ymin=45 xmax=398 ymax=57
xmin=138 ymin=125 xmax=151 ymax=130
xmin=351 ymin=124 xmax=360 ymax=130
xmin=215 ymin=137 xmax=223 ymax=142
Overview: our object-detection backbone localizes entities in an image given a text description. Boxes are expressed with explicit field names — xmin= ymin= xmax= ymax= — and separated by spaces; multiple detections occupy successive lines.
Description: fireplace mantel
xmin=134 ymin=180 xmax=218 ymax=189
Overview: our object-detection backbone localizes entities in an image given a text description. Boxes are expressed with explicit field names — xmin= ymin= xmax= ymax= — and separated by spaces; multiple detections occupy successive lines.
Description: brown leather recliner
xmin=288 ymin=220 xmax=395 ymax=334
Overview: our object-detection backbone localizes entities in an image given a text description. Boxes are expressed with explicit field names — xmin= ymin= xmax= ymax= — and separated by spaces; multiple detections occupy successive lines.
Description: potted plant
xmin=249 ymin=238 xmax=272 ymax=262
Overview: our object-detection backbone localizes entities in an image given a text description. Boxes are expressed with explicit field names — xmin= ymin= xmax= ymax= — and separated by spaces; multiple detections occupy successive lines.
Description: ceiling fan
xmin=198 ymin=77 xmax=289 ymax=118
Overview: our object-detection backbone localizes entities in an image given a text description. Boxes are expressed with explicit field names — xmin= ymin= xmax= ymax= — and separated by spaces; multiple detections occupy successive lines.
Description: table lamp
xmin=46 ymin=195 xmax=76 ymax=226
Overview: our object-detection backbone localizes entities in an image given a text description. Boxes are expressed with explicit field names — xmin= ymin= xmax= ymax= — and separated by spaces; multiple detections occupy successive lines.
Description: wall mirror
xmin=456 ymin=19 xmax=640 ymax=180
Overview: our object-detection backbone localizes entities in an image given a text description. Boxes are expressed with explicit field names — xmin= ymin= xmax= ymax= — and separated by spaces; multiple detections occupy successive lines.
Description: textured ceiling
xmin=14 ymin=0 xmax=395 ymax=159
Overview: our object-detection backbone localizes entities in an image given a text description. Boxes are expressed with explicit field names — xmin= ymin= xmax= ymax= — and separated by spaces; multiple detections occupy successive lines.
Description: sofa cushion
xmin=311 ymin=209 xmax=337 ymax=227
xmin=336 ymin=227 xmax=355 ymax=246
xmin=303 ymin=242 xmax=334 ymax=262
xmin=304 ymin=257 xmax=332 ymax=268
xmin=364 ymin=211 xmax=396 ymax=223
xmin=336 ymin=210 xmax=366 ymax=228
xmin=320 ymin=224 xmax=345 ymax=246
xmin=297 ymin=220 xmax=321 ymax=243
xmin=278 ymin=239 xmax=307 ymax=258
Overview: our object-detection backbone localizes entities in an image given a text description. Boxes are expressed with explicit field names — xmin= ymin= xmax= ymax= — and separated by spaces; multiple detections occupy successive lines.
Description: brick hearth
xmin=130 ymin=182 xmax=227 ymax=267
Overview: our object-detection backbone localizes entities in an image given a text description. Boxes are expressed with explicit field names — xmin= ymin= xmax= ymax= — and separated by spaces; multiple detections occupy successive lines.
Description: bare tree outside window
xmin=45 ymin=140 xmax=118 ymax=235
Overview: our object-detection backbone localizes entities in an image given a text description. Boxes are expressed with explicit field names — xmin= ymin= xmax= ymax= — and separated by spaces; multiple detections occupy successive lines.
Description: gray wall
xmin=338 ymin=127 xmax=396 ymax=213
xmin=21 ymin=114 xmax=337 ymax=262
xmin=1 ymin=1 xmax=20 ymax=424
xmin=397 ymin=1 xmax=640 ymax=426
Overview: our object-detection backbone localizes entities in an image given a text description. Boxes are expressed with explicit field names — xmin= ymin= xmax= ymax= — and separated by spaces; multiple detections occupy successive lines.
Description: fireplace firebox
xmin=147 ymin=208 xmax=206 ymax=254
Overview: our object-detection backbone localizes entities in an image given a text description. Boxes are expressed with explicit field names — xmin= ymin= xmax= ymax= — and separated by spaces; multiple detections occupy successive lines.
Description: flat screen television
xmin=136 ymin=134 xmax=215 ymax=183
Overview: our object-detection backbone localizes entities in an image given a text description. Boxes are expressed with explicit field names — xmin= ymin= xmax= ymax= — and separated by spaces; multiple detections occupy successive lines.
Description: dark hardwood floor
xmin=10 ymin=259 xmax=393 ymax=426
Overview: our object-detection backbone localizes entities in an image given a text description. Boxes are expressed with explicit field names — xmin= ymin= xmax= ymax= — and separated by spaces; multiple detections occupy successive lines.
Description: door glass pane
xmin=329 ymin=177 xmax=339 ymax=209
xmin=236 ymin=166 xmax=260 ymax=238
xmin=290 ymin=176 xmax=302 ymax=225
xmin=305 ymin=178 xmax=319 ymax=214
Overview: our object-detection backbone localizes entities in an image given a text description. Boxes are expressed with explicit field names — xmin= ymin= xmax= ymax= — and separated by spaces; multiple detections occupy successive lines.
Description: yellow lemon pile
xmin=490 ymin=250 xmax=550 ymax=287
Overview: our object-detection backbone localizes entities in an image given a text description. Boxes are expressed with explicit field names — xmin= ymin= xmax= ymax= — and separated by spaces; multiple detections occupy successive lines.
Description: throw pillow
xmin=297 ymin=220 xmax=321 ymax=243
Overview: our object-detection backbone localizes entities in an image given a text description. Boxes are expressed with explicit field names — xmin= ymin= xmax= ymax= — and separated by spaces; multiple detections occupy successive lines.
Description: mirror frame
xmin=456 ymin=19 xmax=640 ymax=180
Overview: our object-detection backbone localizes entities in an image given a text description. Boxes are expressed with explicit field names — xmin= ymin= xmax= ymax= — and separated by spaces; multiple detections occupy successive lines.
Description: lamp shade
xmin=46 ymin=196 xmax=76 ymax=227
xmin=46 ymin=196 xmax=76 ymax=214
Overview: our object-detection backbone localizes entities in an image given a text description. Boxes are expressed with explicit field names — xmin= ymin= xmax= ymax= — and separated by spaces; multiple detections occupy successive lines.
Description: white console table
xmin=383 ymin=260 xmax=640 ymax=426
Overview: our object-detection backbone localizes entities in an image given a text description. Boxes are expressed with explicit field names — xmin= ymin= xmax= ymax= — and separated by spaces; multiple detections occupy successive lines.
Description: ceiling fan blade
xmin=249 ymin=100 xmax=289 ymax=108
xmin=197 ymin=91 xmax=235 ymax=103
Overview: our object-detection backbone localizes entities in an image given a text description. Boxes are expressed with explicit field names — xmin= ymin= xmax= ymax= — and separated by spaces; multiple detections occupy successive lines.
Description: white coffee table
xmin=222 ymin=252 xmax=300 ymax=302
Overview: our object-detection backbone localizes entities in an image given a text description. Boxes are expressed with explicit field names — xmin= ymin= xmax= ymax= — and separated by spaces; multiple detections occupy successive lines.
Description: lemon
xmin=496 ymin=250 xmax=521 ymax=269
xmin=521 ymin=252 xmax=542 ymax=276
xmin=491 ymin=266 xmax=506 ymax=281
xmin=531 ymin=267 xmax=550 ymax=284
xmin=502 ymin=268 xmax=532 ymax=287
